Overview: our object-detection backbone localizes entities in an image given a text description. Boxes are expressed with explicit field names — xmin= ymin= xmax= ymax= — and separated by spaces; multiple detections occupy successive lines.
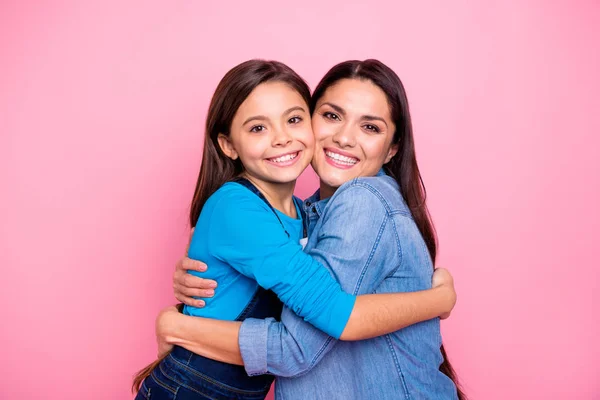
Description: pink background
xmin=1 ymin=1 xmax=599 ymax=399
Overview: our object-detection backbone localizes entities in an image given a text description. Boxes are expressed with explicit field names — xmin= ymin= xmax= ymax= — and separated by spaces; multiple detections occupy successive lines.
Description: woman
xmin=133 ymin=60 xmax=458 ymax=400
xmin=162 ymin=59 xmax=466 ymax=399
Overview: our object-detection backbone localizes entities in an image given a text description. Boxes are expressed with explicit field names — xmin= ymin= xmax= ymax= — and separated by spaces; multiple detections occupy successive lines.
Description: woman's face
xmin=311 ymin=78 xmax=398 ymax=198
xmin=219 ymin=81 xmax=314 ymax=187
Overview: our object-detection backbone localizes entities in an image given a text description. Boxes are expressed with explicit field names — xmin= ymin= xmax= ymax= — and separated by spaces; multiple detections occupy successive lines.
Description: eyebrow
xmin=320 ymin=102 xmax=388 ymax=128
xmin=242 ymin=106 xmax=306 ymax=126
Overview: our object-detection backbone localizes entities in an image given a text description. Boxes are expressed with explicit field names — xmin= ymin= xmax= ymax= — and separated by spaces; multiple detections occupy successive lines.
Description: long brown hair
xmin=132 ymin=59 xmax=311 ymax=394
xmin=311 ymin=59 xmax=466 ymax=399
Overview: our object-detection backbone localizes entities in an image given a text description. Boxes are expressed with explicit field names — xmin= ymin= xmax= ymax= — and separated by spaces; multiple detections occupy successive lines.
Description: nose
xmin=272 ymin=126 xmax=293 ymax=147
xmin=332 ymin=123 xmax=356 ymax=148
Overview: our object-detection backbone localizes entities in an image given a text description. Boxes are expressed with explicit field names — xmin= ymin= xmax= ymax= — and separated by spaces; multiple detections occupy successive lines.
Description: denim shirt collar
xmin=303 ymin=190 xmax=327 ymax=218
xmin=304 ymin=169 xmax=387 ymax=217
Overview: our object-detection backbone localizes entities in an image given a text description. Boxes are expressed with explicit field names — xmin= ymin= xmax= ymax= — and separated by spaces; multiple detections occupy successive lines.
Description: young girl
xmin=133 ymin=60 xmax=456 ymax=400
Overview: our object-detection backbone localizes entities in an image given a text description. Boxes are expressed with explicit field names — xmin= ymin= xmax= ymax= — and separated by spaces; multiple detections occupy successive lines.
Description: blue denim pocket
xmin=134 ymin=363 xmax=179 ymax=400
xmin=161 ymin=349 xmax=271 ymax=400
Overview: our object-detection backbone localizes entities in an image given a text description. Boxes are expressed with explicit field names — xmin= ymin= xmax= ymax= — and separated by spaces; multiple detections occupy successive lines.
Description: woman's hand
xmin=431 ymin=268 xmax=456 ymax=320
xmin=173 ymin=256 xmax=217 ymax=307
xmin=173 ymin=228 xmax=218 ymax=308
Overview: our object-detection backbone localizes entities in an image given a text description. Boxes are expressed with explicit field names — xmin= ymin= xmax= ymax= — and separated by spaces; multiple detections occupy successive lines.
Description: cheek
xmin=311 ymin=118 xmax=334 ymax=144
xmin=362 ymin=138 xmax=391 ymax=163
xmin=300 ymin=126 xmax=315 ymax=148
xmin=238 ymin=137 xmax=268 ymax=160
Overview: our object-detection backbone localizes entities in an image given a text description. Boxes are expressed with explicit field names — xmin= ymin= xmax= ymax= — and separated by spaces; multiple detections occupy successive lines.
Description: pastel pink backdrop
xmin=1 ymin=1 xmax=598 ymax=399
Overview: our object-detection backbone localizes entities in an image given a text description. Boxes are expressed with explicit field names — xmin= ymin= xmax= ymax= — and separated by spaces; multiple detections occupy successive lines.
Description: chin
xmin=320 ymin=176 xmax=346 ymax=190
xmin=271 ymin=171 xmax=304 ymax=183
xmin=333 ymin=170 xmax=358 ymax=185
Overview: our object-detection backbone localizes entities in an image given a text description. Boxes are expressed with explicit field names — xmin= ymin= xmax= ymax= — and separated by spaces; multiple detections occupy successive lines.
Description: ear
xmin=217 ymin=134 xmax=239 ymax=160
xmin=384 ymin=143 xmax=399 ymax=164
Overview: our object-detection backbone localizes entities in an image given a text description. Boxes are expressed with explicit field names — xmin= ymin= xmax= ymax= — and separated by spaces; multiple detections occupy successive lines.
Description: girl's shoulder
xmin=204 ymin=181 xmax=268 ymax=213
xmin=211 ymin=181 xmax=259 ymax=200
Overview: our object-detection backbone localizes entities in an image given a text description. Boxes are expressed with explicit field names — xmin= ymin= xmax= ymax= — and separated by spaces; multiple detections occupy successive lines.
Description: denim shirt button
xmin=311 ymin=206 xmax=317 ymax=213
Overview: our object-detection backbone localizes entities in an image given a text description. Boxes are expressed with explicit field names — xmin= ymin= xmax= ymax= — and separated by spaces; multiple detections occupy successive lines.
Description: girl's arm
xmin=157 ymin=307 xmax=243 ymax=365
xmin=205 ymin=186 xmax=453 ymax=340
xmin=341 ymin=285 xmax=454 ymax=340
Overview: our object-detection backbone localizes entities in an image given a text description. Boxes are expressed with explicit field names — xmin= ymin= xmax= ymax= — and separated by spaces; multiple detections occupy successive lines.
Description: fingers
xmin=174 ymin=293 xmax=206 ymax=308
xmin=182 ymin=258 xmax=207 ymax=273
xmin=176 ymin=285 xmax=215 ymax=298
xmin=432 ymin=267 xmax=453 ymax=288
xmin=175 ymin=255 xmax=207 ymax=273
xmin=180 ymin=273 xmax=216 ymax=290
xmin=189 ymin=288 xmax=215 ymax=298
xmin=173 ymin=274 xmax=217 ymax=308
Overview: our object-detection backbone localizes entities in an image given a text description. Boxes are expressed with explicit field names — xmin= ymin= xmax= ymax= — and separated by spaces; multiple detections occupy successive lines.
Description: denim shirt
xmin=238 ymin=171 xmax=458 ymax=400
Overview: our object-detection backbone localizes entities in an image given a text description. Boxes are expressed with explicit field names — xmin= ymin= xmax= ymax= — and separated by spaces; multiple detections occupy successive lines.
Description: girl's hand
xmin=155 ymin=305 xmax=178 ymax=357
xmin=431 ymin=268 xmax=456 ymax=320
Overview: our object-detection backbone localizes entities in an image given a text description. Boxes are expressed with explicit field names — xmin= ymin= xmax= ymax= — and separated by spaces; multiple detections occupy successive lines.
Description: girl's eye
xmin=363 ymin=124 xmax=380 ymax=133
xmin=323 ymin=112 xmax=341 ymax=121
xmin=288 ymin=116 xmax=302 ymax=124
xmin=250 ymin=125 xmax=266 ymax=133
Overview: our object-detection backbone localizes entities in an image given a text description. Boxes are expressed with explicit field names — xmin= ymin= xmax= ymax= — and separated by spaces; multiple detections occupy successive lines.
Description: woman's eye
xmin=288 ymin=116 xmax=302 ymax=124
xmin=250 ymin=125 xmax=266 ymax=133
xmin=323 ymin=112 xmax=340 ymax=121
xmin=364 ymin=124 xmax=380 ymax=133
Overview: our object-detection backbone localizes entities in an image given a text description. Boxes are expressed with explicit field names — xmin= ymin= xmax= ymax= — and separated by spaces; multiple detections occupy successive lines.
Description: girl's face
xmin=311 ymin=78 xmax=398 ymax=198
xmin=219 ymin=81 xmax=314 ymax=187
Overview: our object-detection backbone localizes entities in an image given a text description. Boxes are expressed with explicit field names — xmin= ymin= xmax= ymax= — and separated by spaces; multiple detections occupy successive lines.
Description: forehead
xmin=318 ymin=78 xmax=391 ymax=118
xmin=234 ymin=81 xmax=307 ymax=120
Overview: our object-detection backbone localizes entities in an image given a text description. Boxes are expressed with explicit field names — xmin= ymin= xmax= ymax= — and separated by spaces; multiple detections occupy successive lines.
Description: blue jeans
xmin=135 ymin=288 xmax=282 ymax=400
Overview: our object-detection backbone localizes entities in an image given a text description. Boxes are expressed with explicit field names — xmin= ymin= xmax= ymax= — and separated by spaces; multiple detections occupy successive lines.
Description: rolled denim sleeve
xmin=238 ymin=318 xmax=272 ymax=376
xmin=239 ymin=181 xmax=403 ymax=377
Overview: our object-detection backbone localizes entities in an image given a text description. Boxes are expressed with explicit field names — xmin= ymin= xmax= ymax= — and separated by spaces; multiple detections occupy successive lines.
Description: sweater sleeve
xmin=208 ymin=185 xmax=355 ymax=339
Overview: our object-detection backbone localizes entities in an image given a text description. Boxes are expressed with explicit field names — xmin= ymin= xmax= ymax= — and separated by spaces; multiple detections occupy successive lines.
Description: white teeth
xmin=270 ymin=152 xmax=298 ymax=163
xmin=325 ymin=151 xmax=358 ymax=165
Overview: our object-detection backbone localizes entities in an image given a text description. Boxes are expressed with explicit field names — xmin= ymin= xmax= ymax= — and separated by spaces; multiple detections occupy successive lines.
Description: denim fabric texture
xmin=239 ymin=171 xmax=459 ymax=400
